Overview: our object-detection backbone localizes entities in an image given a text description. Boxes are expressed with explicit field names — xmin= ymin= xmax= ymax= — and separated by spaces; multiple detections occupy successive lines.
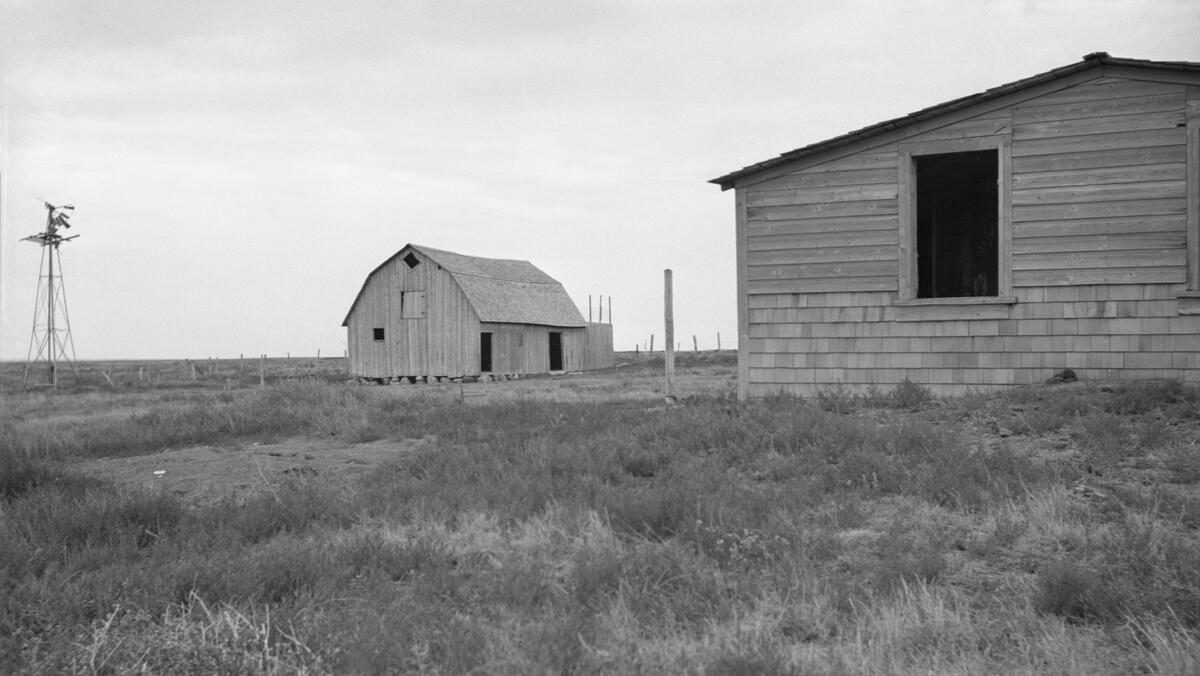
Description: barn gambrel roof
xmin=710 ymin=52 xmax=1200 ymax=190
xmin=342 ymin=244 xmax=587 ymax=328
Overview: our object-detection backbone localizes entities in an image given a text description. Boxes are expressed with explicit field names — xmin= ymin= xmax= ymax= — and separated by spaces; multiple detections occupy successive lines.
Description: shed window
xmin=915 ymin=150 xmax=998 ymax=298
xmin=898 ymin=137 xmax=1012 ymax=302
xmin=403 ymin=252 xmax=420 ymax=269
xmin=373 ymin=328 xmax=385 ymax=341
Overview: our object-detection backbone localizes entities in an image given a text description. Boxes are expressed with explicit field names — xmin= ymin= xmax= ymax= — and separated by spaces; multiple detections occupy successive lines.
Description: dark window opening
xmin=916 ymin=150 xmax=998 ymax=298
xmin=403 ymin=252 xmax=420 ymax=269
xmin=549 ymin=332 xmax=563 ymax=371
xmin=480 ymin=333 xmax=493 ymax=372
xmin=373 ymin=328 xmax=385 ymax=341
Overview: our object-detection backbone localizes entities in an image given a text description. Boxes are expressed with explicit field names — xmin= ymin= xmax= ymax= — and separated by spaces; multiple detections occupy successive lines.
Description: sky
xmin=2 ymin=0 xmax=1199 ymax=361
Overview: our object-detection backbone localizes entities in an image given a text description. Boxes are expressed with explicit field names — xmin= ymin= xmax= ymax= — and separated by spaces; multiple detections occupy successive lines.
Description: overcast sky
xmin=2 ymin=0 xmax=1198 ymax=361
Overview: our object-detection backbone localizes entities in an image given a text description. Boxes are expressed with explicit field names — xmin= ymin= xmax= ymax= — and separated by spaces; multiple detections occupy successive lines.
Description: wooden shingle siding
xmin=743 ymin=283 xmax=1200 ymax=397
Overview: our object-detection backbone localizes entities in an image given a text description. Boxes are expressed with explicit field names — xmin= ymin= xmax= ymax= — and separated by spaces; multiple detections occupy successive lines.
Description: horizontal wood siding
xmin=743 ymin=150 xmax=900 ymax=295
xmin=1011 ymin=79 xmax=1189 ymax=287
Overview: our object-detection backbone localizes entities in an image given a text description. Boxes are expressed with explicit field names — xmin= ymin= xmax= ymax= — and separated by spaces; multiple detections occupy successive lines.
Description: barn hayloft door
xmin=480 ymin=333 xmax=493 ymax=373
xmin=549 ymin=332 xmax=563 ymax=371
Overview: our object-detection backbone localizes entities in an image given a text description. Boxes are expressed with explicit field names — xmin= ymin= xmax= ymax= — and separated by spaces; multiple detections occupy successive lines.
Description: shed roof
xmin=710 ymin=52 xmax=1200 ymax=190
xmin=342 ymin=244 xmax=587 ymax=328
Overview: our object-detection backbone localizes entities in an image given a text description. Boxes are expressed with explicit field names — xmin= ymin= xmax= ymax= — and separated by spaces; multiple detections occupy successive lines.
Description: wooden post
xmin=607 ymin=296 xmax=612 ymax=325
xmin=190 ymin=361 xmax=197 ymax=381
xmin=649 ymin=334 xmax=654 ymax=352
xmin=664 ymin=269 xmax=675 ymax=401
xmin=260 ymin=354 xmax=266 ymax=388
xmin=717 ymin=332 xmax=721 ymax=351
xmin=588 ymin=294 xmax=593 ymax=322
xmin=597 ymin=294 xmax=602 ymax=323
xmin=693 ymin=335 xmax=698 ymax=352
xmin=317 ymin=348 xmax=321 ymax=360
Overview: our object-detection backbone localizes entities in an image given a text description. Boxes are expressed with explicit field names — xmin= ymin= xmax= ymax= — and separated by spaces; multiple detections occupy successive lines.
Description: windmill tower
xmin=23 ymin=201 xmax=79 ymax=387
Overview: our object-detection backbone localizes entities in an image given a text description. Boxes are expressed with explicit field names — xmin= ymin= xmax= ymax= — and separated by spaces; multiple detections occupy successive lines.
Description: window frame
xmin=897 ymin=136 xmax=1013 ymax=304
xmin=372 ymin=327 xmax=385 ymax=341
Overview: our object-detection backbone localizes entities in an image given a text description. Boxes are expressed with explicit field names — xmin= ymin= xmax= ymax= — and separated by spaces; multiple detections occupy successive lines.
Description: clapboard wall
xmin=730 ymin=63 xmax=1200 ymax=397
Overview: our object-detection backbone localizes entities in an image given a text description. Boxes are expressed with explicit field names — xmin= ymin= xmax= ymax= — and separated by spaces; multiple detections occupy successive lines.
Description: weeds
xmin=3 ymin=375 xmax=1200 ymax=674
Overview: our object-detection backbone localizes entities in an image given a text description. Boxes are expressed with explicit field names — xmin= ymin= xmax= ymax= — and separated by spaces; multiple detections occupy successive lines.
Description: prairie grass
xmin=2 ymin=369 xmax=1200 ymax=673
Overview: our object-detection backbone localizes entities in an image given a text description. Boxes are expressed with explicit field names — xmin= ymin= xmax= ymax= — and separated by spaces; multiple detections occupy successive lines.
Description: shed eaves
xmin=710 ymin=52 xmax=1200 ymax=190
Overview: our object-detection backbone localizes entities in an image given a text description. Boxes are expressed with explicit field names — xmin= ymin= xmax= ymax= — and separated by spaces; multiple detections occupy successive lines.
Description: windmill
xmin=22 ymin=201 xmax=80 ymax=387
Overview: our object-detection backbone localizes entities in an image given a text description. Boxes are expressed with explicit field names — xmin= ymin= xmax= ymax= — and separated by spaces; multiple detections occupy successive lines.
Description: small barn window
xmin=898 ymin=138 xmax=1012 ymax=302
xmin=403 ymin=252 xmax=420 ymax=269
xmin=373 ymin=328 xmax=385 ymax=341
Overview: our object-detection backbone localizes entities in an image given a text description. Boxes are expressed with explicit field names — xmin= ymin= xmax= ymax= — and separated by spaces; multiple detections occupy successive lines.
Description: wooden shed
xmin=343 ymin=244 xmax=613 ymax=381
xmin=712 ymin=53 xmax=1200 ymax=398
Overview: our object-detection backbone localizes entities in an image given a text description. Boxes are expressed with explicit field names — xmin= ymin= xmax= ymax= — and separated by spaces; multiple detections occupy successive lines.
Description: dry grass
xmin=2 ymin=356 xmax=1200 ymax=674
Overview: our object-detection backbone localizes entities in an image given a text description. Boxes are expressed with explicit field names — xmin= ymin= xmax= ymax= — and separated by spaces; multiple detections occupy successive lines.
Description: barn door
xmin=480 ymin=333 xmax=493 ymax=372
xmin=549 ymin=332 xmax=563 ymax=371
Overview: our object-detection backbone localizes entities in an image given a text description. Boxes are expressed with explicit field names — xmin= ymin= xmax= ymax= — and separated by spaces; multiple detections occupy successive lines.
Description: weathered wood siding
xmin=480 ymin=323 xmax=609 ymax=374
xmin=346 ymin=251 xmax=478 ymax=378
xmin=582 ymin=323 xmax=615 ymax=370
xmin=737 ymin=73 xmax=1200 ymax=396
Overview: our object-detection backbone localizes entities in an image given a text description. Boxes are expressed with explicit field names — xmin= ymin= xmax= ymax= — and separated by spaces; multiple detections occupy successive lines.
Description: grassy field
xmin=3 ymin=352 xmax=1200 ymax=674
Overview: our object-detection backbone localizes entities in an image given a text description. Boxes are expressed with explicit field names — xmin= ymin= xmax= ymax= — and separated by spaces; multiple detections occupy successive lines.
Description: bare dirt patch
xmin=72 ymin=435 xmax=436 ymax=504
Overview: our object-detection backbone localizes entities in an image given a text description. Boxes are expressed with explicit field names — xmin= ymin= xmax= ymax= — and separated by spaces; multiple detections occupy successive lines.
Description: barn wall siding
xmin=735 ymin=71 xmax=1200 ymax=396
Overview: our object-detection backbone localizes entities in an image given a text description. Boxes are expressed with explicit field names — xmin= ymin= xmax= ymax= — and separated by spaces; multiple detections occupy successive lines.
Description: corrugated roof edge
xmin=709 ymin=52 xmax=1200 ymax=190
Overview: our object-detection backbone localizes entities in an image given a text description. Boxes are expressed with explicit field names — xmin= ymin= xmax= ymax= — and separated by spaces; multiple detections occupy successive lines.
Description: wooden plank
xmin=747 ymin=214 xmax=895 ymax=236
xmin=900 ymin=115 xmax=1012 ymax=144
xmin=1012 ymin=127 xmax=1190 ymax=158
xmin=1018 ymin=78 xmax=1183 ymax=107
xmin=747 ymin=229 xmax=897 ymax=251
xmin=746 ymin=199 xmax=898 ymax=222
xmin=1014 ymin=214 xmax=1184 ymax=238
xmin=1011 ymin=162 xmax=1186 ymax=190
xmin=1013 ymin=249 xmax=1185 ymax=271
xmin=747 ymin=276 xmax=897 ymax=294
xmin=1013 ymin=92 xmax=1184 ymax=124
xmin=1011 ymin=180 xmax=1185 ymax=206
xmin=1014 ymin=110 xmax=1185 ymax=140
xmin=788 ymin=150 xmax=899 ymax=173
xmin=1013 ymin=232 xmax=1185 ymax=255
xmin=748 ymin=259 xmax=895 ymax=280
xmin=745 ymin=183 xmax=898 ymax=207
xmin=751 ymin=167 xmax=897 ymax=191
xmin=1012 ymin=197 xmax=1186 ymax=223
xmin=1014 ymin=266 xmax=1185 ymax=286
xmin=1188 ymin=98 xmax=1200 ymax=289
xmin=736 ymin=189 xmax=749 ymax=400
xmin=1013 ymin=127 xmax=1185 ymax=157
xmin=748 ymin=244 xmax=897 ymax=266
xmin=1012 ymin=145 xmax=1186 ymax=173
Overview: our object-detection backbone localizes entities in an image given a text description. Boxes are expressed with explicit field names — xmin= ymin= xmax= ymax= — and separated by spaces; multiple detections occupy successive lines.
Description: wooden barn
xmin=343 ymin=244 xmax=613 ymax=382
xmin=712 ymin=53 xmax=1200 ymax=398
